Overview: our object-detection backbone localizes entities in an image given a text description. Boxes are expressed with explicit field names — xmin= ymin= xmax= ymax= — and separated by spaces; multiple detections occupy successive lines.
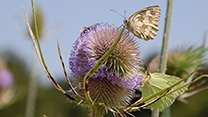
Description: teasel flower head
xmin=69 ymin=23 xmax=144 ymax=108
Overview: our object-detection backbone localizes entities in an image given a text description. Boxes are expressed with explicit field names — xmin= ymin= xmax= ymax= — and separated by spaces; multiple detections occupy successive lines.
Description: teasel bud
xmin=69 ymin=23 xmax=144 ymax=109
xmin=149 ymin=45 xmax=207 ymax=77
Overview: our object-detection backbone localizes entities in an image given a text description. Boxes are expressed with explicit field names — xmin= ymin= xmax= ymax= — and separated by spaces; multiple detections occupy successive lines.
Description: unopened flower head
xmin=69 ymin=23 xmax=144 ymax=107
xmin=149 ymin=45 xmax=208 ymax=77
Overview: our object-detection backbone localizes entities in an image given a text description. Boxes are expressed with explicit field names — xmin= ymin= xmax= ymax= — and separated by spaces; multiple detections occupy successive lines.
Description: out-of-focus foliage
xmin=0 ymin=51 xmax=29 ymax=109
xmin=149 ymin=45 xmax=208 ymax=77
xmin=0 ymin=82 xmax=89 ymax=117
xmin=172 ymin=89 xmax=208 ymax=117
xmin=0 ymin=51 xmax=90 ymax=117
xmin=166 ymin=46 xmax=207 ymax=77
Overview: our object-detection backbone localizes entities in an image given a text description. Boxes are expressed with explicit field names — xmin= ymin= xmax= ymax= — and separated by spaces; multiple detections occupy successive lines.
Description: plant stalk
xmin=152 ymin=0 xmax=174 ymax=117
xmin=25 ymin=53 xmax=38 ymax=117
xmin=90 ymin=104 xmax=105 ymax=117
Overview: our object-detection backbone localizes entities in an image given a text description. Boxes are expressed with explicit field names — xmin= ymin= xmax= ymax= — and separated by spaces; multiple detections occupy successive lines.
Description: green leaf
xmin=142 ymin=73 xmax=187 ymax=111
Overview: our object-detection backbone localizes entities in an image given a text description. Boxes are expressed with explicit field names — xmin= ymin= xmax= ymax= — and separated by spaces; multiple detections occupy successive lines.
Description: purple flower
xmin=0 ymin=70 xmax=13 ymax=89
xmin=69 ymin=23 xmax=144 ymax=107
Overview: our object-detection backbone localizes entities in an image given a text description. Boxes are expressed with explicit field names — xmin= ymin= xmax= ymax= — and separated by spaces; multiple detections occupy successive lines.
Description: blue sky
xmin=1 ymin=0 xmax=208 ymax=85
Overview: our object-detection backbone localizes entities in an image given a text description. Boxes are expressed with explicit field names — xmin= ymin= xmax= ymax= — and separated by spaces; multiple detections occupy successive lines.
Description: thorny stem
xmin=156 ymin=0 xmax=174 ymax=117
xmin=90 ymin=104 xmax=105 ymax=117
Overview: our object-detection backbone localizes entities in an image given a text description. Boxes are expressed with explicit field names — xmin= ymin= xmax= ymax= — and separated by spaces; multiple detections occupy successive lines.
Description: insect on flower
xmin=80 ymin=23 xmax=99 ymax=35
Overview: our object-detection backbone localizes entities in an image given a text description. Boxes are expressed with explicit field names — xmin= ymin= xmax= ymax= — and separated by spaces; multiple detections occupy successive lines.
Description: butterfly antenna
xmin=124 ymin=10 xmax=127 ymax=20
xmin=110 ymin=9 xmax=126 ymax=19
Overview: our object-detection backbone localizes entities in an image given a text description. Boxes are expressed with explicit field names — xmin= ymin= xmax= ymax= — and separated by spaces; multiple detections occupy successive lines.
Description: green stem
xmin=25 ymin=0 xmax=78 ymax=102
xmin=31 ymin=0 xmax=39 ymax=40
xmin=90 ymin=104 xmax=105 ymax=117
xmin=168 ymin=74 xmax=208 ymax=95
xmin=25 ymin=53 xmax=38 ymax=117
xmin=152 ymin=109 xmax=160 ymax=117
xmin=31 ymin=0 xmax=50 ymax=76
xmin=25 ymin=2 xmax=40 ymax=115
xmin=158 ymin=0 xmax=174 ymax=117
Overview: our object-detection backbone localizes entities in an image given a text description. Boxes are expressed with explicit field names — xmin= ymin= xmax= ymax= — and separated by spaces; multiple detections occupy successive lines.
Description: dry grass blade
xmin=57 ymin=41 xmax=80 ymax=97
xmin=24 ymin=9 xmax=75 ymax=101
